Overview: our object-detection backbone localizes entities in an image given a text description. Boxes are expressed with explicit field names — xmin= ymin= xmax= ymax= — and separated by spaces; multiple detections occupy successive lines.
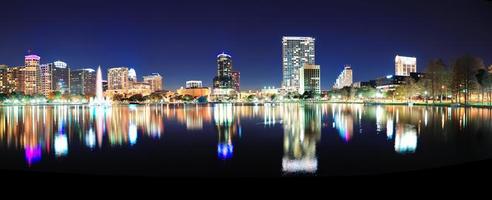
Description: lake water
xmin=1 ymin=103 xmax=492 ymax=177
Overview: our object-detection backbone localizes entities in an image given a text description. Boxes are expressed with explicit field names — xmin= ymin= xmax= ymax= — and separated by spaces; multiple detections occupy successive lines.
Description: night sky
xmin=0 ymin=0 xmax=491 ymax=90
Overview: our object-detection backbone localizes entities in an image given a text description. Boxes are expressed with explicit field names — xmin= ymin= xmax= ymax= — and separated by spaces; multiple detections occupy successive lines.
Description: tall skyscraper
xmin=333 ymin=65 xmax=353 ymax=89
xmin=7 ymin=66 xmax=21 ymax=93
xmin=108 ymin=67 xmax=129 ymax=90
xmin=0 ymin=65 xmax=8 ymax=94
xmin=22 ymin=54 xmax=40 ymax=95
xmin=70 ymin=68 xmax=96 ymax=96
xmin=143 ymin=73 xmax=163 ymax=92
xmin=39 ymin=63 xmax=53 ymax=96
xmin=282 ymin=36 xmax=316 ymax=94
xmin=52 ymin=61 xmax=70 ymax=94
xmin=395 ymin=55 xmax=417 ymax=76
xmin=213 ymin=53 xmax=233 ymax=89
xmin=299 ymin=64 xmax=321 ymax=95
xmin=231 ymin=71 xmax=240 ymax=92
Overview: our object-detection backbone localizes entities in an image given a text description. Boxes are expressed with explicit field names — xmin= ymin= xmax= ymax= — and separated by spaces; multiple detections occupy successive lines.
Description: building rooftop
xmin=395 ymin=55 xmax=417 ymax=64
xmin=282 ymin=36 xmax=315 ymax=41
xmin=217 ymin=52 xmax=231 ymax=58
xmin=25 ymin=55 xmax=41 ymax=60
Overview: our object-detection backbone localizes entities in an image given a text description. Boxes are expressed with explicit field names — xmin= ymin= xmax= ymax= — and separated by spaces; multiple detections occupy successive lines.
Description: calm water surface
xmin=1 ymin=103 xmax=492 ymax=176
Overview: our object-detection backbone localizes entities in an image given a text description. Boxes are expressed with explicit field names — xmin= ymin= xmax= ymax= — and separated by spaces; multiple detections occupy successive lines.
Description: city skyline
xmin=1 ymin=0 xmax=491 ymax=90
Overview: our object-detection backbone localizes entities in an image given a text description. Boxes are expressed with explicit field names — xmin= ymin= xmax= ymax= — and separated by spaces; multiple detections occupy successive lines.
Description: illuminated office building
xmin=52 ymin=61 xmax=70 ymax=94
xmin=282 ymin=36 xmax=316 ymax=94
xmin=143 ymin=73 xmax=163 ymax=92
xmin=299 ymin=64 xmax=321 ymax=95
xmin=333 ymin=65 xmax=353 ymax=89
xmin=0 ymin=65 xmax=8 ymax=94
xmin=186 ymin=80 xmax=202 ymax=89
xmin=213 ymin=53 xmax=233 ymax=89
xmin=128 ymin=82 xmax=152 ymax=96
xmin=6 ymin=66 xmax=21 ymax=93
xmin=21 ymin=54 xmax=41 ymax=95
xmin=232 ymin=71 xmax=240 ymax=92
xmin=395 ymin=55 xmax=417 ymax=76
xmin=70 ymin=68 xmax=96 ymax=96
xmin=212 ymin=53 xmax=236 ymax=97
xmin=38 ymin=63 xmax=53 ymax=96
xmin=108 ymin=67 xmax=129 ymax=90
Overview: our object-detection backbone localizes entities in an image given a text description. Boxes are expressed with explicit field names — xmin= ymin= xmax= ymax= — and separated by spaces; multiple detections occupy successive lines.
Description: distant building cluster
xmin=0 ymin=54 xmax=78 ymax=96
xmin=0 ymin=37 xmax=424 ymax=102
xmin=0 ymin=53 xmax=163 ymax=98
xmin=333 ymin=65 xmax=353 ymax=89
xmin=106 ymin=67 xmax=163 ymax=98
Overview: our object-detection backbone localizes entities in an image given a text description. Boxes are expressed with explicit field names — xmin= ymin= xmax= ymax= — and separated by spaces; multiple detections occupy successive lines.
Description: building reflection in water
xmin=25 ymin=145 xmax=42 ymax=166
xmin=4 ymin=103 xmax=492 ymax=169
xmin=176 ymin=104 xmax=212 ymax=131
xmin=394 ymin=124 xmax=417 ymax=154
xmin=86 ymin=128 xmax=96 ymax=149
xmin=0 ymin=105 xmax=166 ymax=166
xmin=264 ymin=103 xmax=278 ymax=126
xmin=214 ymin=104 xmax=240 ymax=160
xmin=333 ymin=104 xmax=355 ymax=142
xmin=282 ymin=103 xmax=321 ymax=174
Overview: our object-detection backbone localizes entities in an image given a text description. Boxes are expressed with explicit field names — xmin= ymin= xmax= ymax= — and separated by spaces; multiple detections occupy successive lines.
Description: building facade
xmin=143 ymin=73 xmax=163 ymax=92
xmin=213 ymin=53 xmax=234 ymax=89
xmin=212 ymin=53 xmax=236 ymax=98
xmin=52 ymin=61 xmax=70 ymax=94
xmin=70 ymin=68 xmax=96 ymax=96
xmin=186 ymin=80 xmax=202 ymax=88
xmin=6 ymin=66 xmax=21 ymax=93
xmin=282 ymin=36 xmax=316 ymax=93
xmin=21 ymin=54 xmax=41 ymax=95
xmin=0 ymin=65 xmax=8 ymax=94
xmin=232 ymin=71 xmax=240 ymax=92
xmin=299 ymin=64 xmax=321 ymax=95
xmin=177 ymin=87 xmax=211 ymax=98
xmin=108 ymin=67 xmax=129 ymax=90
xmin=395 ymin=55 xmax=417 ymax=76
xmin=38 ymin=63 xmax=53 ymax=96
xmin=333 ymin=65 xmax=353 ymax=89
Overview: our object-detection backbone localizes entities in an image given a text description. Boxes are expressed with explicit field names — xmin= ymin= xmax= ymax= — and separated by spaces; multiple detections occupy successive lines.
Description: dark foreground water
xmin=1 ymin=103 xmax=492 ymax=177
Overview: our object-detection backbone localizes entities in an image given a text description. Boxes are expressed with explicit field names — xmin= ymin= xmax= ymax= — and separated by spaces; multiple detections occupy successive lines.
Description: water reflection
xmin=333 ymin=104 xmax=356 ymax=142
xmin=395 ymin=124 xmax=417 ymax=154
xmin=282 ymin=104 xmax=321 ymax=174
xmin=1 ymin=104 xmax=492 ymax=175
xmin=214 ymin=104 xmax=238 ymax=160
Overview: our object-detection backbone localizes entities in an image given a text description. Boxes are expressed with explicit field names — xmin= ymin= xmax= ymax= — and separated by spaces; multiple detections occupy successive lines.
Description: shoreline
xmin=2 ymin=101 xmax=492 ymax=109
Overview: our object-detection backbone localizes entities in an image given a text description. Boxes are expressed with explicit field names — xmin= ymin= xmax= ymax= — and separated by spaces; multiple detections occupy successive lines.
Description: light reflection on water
xmin=1 ymin=103 xmax=492 ymax=176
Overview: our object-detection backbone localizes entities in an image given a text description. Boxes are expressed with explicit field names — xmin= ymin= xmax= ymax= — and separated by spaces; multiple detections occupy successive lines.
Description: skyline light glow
xmin=0 ymin=0 xmax=491 ymax=90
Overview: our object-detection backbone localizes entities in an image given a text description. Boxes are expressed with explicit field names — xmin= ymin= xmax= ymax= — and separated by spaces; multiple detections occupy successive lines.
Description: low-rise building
xmin=177 ymin=87 xmax=211 ymax=98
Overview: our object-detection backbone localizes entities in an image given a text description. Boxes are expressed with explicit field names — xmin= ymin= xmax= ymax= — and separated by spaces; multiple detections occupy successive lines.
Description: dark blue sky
xmin=0 ymin=0 xmax=491 ymax=90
